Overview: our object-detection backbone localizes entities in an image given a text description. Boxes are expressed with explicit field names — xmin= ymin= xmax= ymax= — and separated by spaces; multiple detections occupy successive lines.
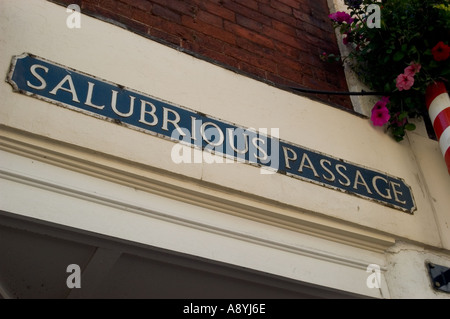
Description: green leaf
xmin=399 ymin=111 xmax=408 ymax=120
xmin=405 ymin=123 xmax=416 ymax=131
xmin=393 ymin=51 xmax=405 ymax=61
xmin=429 ymin=60 xmax=439 ymax=68
xmin=384 ymin=82 xmax=392 ymax=92
xmin=392 ymin=126 xmax=405 ymax=137
xmin=408 ymin=45 xmax=417 ymax=55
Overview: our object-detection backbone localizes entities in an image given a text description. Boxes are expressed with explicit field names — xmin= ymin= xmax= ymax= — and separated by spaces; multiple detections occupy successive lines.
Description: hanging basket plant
xmin=324 ymin=0 xmax=450 ymax=142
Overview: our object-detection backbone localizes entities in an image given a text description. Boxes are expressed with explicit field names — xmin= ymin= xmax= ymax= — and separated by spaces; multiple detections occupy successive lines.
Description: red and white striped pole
xmin=426 ymin=81 xmax=450 ymax=174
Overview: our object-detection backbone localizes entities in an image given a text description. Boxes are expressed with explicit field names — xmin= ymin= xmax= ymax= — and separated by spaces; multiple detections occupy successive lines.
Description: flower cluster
xmin=328 ymin=11 xmax=354 ymax=24
xmin=326 ymin=0 xmax=450 ymax=141
xmin=395 ymin=62 xmax=421 ymax=91
xmin=371 ymin=96 xmax=390 ymax=126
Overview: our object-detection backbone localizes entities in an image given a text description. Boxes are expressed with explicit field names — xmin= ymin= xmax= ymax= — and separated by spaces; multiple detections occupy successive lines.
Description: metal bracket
xmin=427 ymin=262 xmax=450 ymax=293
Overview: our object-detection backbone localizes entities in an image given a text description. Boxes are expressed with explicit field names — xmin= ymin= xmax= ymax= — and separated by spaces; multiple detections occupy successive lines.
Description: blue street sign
xmin=6 ymin=53 xmax=416 ymax=213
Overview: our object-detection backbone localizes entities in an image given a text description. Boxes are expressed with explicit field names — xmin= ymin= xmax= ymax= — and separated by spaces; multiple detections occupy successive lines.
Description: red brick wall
xmin=52 ymin=0 xmax=352 ymax=110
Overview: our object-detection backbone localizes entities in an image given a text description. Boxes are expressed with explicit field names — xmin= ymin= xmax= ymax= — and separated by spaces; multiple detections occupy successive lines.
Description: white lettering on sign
xmin=7 ymin=53 xmax=416 ymax=213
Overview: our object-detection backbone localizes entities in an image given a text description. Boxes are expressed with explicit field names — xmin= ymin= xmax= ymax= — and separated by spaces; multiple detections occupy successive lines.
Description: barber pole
xmin=426 ymin=81 xmax=450 ymax=174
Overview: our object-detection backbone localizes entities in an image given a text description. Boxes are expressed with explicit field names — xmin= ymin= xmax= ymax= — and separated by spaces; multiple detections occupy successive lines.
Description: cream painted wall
xmin=1 ymin=0 xmax=449 ymax=298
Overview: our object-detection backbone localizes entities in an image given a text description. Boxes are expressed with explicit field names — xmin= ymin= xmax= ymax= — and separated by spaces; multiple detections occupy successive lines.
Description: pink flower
xmin=404 ymin=63 xmax=421 ymax=77
xmin=342 ymin=30 xmax=352 ymax=45
xmin=371 ymin=105 xmax=390 ymax=126
xmin=380 ymin=96 xmax=390 ymax=104
xmin=396 ymin=73 xmax=414 ymax=91
xmin=329 ymin=11 xmax=354 ymax=24
xmin=371 ymin=97 xmax=391 ymax=126
xmin=328 ymin=12 xmax=338 ymax=20
xmin=343 ymin=35 xmax=349 ymax=45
